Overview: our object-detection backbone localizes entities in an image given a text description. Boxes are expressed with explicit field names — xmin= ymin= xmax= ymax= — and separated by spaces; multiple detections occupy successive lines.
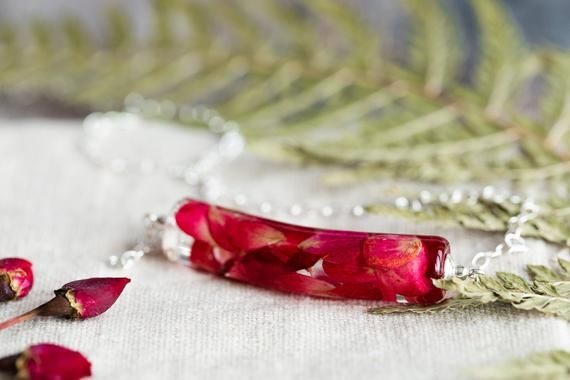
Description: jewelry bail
xmin=107 ymin=213 xmax=167 ymax=269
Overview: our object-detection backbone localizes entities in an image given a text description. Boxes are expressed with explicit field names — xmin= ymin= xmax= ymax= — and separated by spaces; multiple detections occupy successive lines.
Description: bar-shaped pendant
xmin=163 ymin=199 xmax=450 ymax=305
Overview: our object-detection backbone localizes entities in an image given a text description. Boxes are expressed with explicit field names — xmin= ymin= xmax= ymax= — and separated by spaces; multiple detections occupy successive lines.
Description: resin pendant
xmin=162 ymin=199 xmax=450 ymax=305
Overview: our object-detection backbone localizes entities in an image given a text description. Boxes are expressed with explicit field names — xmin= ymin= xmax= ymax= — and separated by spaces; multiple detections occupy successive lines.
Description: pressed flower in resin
xmin=166 ymin=199 xmax=449 ymax=304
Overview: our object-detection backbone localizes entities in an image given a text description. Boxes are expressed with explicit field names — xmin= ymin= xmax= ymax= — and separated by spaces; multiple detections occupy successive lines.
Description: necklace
xmin=80 ymin=95 xmax=540 ymax=305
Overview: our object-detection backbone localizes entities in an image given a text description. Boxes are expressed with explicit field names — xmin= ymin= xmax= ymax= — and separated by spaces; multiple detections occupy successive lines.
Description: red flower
xmin=0 ymin=343 xmax=91 ymax=380
xmin=175 ymin=200 xmax=216 ymax=245
xmin=174 ymin=199 xmax=450 ymax=304
xmin=0 ymin=258 xmax=34 ymax=301
xmin=225 ymin=251 xmax=336 ymax=297
xmin=56 ymin=277 xmax=131 ymax=319
xmin=0 ymin=277 xmax=130 ymax=331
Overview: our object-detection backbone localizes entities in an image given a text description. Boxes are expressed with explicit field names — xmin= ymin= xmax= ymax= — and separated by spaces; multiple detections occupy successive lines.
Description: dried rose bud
xmin=0 ymin=343 xmax=91 ymax=380
xmin=50 ymin=277 xmax=132 ymax=319
xmin=0 ymin=277 xmax=130 ymax=331
xmin=0 ymin=258 xmax=34 ymax=302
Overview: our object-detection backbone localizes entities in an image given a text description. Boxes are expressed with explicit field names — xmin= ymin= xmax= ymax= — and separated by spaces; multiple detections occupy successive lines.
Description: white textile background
xmin=0 ymin=118 xmax=567 ymax=380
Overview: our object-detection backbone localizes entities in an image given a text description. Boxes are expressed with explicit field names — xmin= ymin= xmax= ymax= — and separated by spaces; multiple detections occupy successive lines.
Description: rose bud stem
xmin=0 ymin=258 xmax=34 ymax=302
xmin=0 ymin=343 xmax=91 ymax=380
xmin=0 ymin=353 xmax=19 ymax=374
xmin=0 ymin=277 xmax=130 ymax=331
xmin=0 ymin=309 xmax=43 ymax=330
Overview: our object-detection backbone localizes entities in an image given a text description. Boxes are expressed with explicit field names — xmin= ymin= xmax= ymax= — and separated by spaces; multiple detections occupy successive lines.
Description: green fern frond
xmin=1 ymin=0 xmax=570 ymax=247
xmin=466 ymin=350 xmax=570 ymax=380
xmin=369 ymin=258 xmax=570 ymax=321
xmin=366 ymin=193 xmax=570 ymax=247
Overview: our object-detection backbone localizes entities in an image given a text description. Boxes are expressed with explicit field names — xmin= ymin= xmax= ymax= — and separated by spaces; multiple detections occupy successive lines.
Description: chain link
xmin=469 ymin=199 xmax=540 ymax=273
xmin=81 ymin=95 xmax=371 ymax=220
xmin=82 ymin=96 xmax=543 ymax=273
xmin=81 ymin=94 xmax=245 ymax=194
xmin=108 ymin=213 xmax=166 ymax=268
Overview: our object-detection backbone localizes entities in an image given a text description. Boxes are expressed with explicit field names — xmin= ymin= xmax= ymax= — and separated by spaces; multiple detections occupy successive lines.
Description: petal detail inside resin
xmin=174 ymin=199 xmax=450 ymax=304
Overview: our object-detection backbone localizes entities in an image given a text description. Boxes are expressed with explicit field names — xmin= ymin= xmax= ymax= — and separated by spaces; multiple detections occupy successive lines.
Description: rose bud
xmin=0 ymin=258 xmax=34 ymax=302
xmin=0 ymin=277 xmax=130 ymax=331
xmin=0 ymin=343 xmax=91 ymax=380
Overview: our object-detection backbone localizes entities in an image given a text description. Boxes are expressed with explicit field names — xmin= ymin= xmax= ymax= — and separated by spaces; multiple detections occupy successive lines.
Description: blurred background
xmin=2 ymin=3 xmax=570 ymax=379
xmin=2 ymin=0 xmax=570 ymax=117
xmin=1 ymin=0 xmax=570 ymax=246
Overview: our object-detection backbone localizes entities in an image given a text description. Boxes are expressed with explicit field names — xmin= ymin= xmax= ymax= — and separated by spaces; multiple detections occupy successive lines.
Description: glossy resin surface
xmin=173 ymin=199 xmax=450 ymax=304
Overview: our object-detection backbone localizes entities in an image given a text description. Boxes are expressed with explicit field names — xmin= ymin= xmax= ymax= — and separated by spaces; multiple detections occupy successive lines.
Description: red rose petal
xmin=320 ymin=237 xmax=376 ymax=284
xmin=268 ymin=226 xmax=315 ymax=263
xmin=0 ymin=258 xmax=34 ymax=299
xmin=189 ymin=240 xmax=222 ymax=273
xmin=175 ymin=200 xmax=215 ymax=245
xmin=322 ymin=261 xmax=377 ymax=284
xmin=286 ymin=251 xmax=323 ymax=270
xmin=363 ymin=236 xmax=423 ymax=269
xmin=26 ymin=343 xmax=91 ymax=380
xmin=226 ymin=257 xmax=335 ymax=297
xmin=230 ymin=219 xmax=285 ymax=252
xmin=299 ymin=232 xmax=362 ymax=256
xmin=331 ymin=282 xmax=384 ymax=300
xmin=207 ymin=207 xmax=239 ymax=251
xmin=0 ymin=258 xmax=33 ymax=272
xmin=272 ymin=272 xmax=336 ymax=297
xmin=212 ymin=246 xmax=236 ymax=266
xmin=62 ymin=278 xmax=130 ymax=319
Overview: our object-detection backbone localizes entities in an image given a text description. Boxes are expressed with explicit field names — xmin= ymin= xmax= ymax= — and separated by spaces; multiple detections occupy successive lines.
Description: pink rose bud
xmin=0 ymin=258 xmax=34 ymax=301
xmin=51 ymin=277 xmax=132 ymax=319
xmin=0 ymin=277 xmax=130 ymax=331
xmin=0 ymin=343 xmax=91 ymax=380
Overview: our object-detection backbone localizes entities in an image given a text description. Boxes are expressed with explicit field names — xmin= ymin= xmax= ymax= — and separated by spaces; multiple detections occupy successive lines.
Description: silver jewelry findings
xmin=80 ymin=95 xmax=541 ymax=278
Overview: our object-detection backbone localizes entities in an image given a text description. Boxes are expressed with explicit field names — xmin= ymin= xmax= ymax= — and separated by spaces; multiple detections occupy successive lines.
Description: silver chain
xmin=108 ymin=213 xmax=166 ymax=269
xmin=80 ymin=94 xmax=371 ymax=217
xmin=397 ymin=188 xmax=541 ymax=279
xmin=80 ymin=95 xmax=541 ymax=275
xmin=81 ymin=94 xmax=245 ymax=191
xmin=469 ymin=199 xmax=540 ymax=273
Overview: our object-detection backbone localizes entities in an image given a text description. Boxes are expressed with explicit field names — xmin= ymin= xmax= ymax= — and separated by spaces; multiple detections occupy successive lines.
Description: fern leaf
xmin=466 ymin=350 xmax=570 ymax=380
xmin=1 ymin=0 xmax=570 ymax=249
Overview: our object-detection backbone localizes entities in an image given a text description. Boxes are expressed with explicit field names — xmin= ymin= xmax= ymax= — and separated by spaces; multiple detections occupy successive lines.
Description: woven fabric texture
xmin=0 ymin=119 xmax=566 ymax=380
